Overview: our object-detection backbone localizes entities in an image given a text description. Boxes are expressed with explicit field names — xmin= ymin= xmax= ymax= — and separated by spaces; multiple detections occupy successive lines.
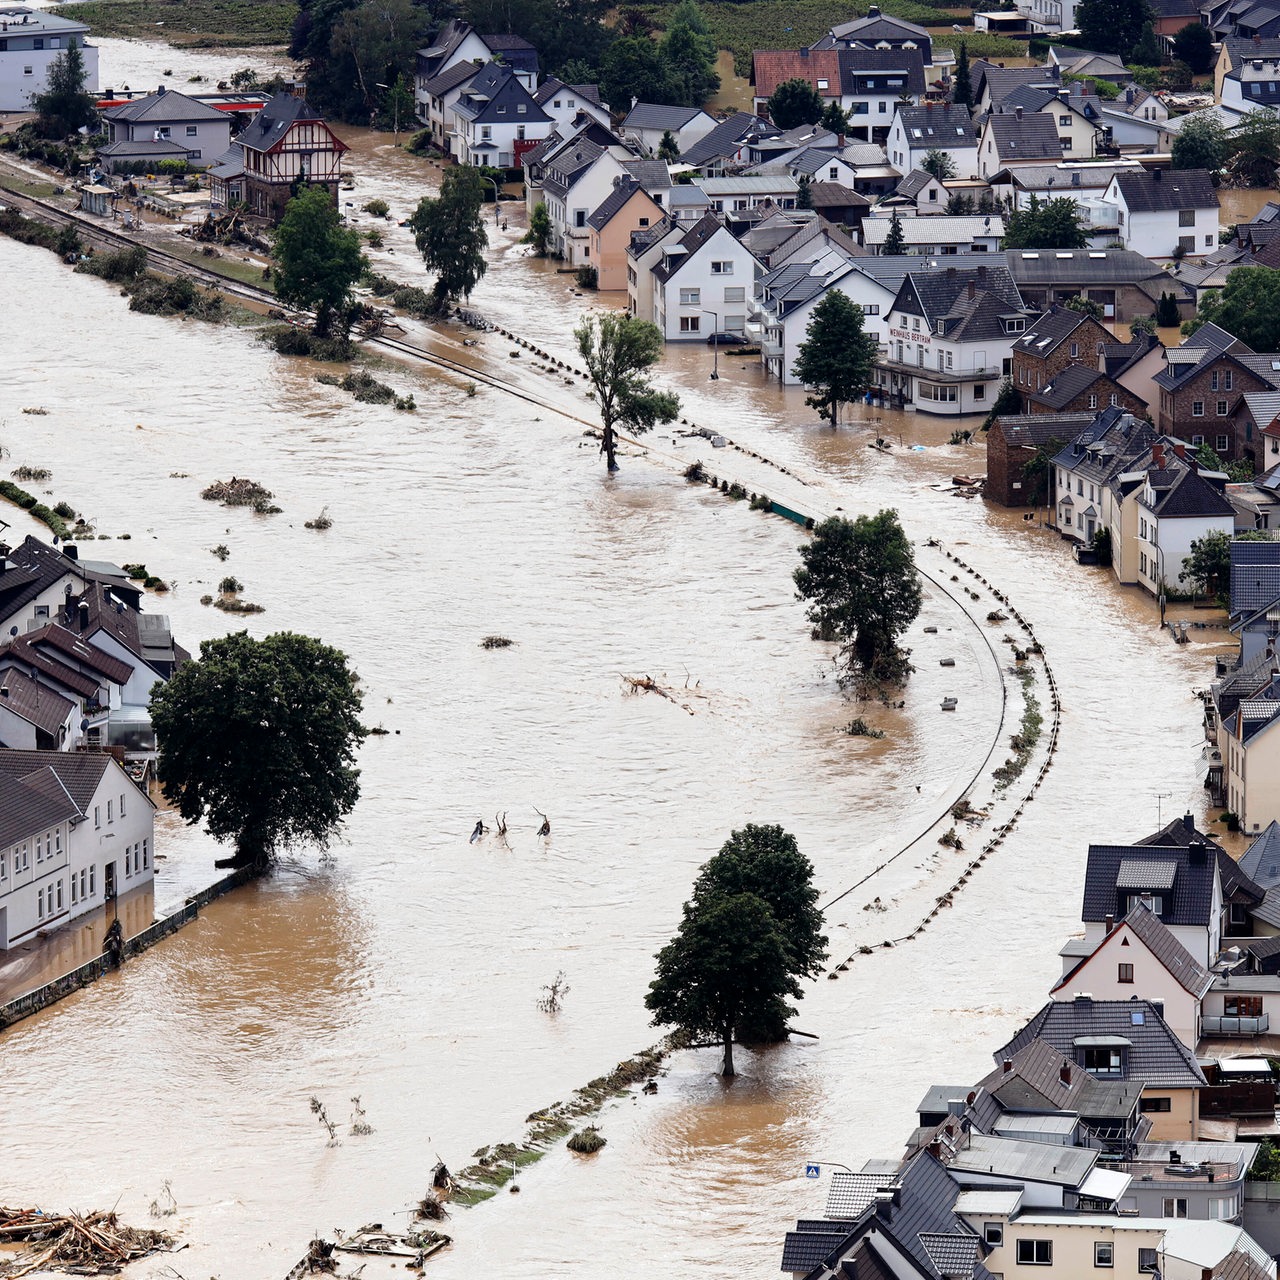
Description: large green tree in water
xmin=151 ymin=632 xmax=366 ymax=870
xmin=274 ymin=185 xmax=366 ymax=337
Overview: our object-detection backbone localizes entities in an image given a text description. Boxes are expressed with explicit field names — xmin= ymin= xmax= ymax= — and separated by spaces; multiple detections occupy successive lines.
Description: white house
xmin=886 ymin=104 xmax=978 ymax=178
xmin=541 ymin=140 xmax=627 ymax=265
xmin=0 ymin=7 xmax=96 ymax=112
xmin=413 ymin=20 xmax=536 ymax=125
xmin=875 ymin=263 xmax=1033 ymax=415
xmin=620 ymin=103 xmax=715 ymax=158
xmin=0 ymin=750 xmax=154 ymax=950
xmin=99 ymin=86 xmax=232 ymax=171
xmin=696 ymin=174 xmax=799 ymax=213
xmin=450 ymin=61 xmax=553 ymax=168
xmin=649 ymin=214 xmax=760 ymax=340
xmin=626 ymin=217 xmax=683 ymax=325
xmin=532 ymin=78 xmax=610 ymax=132
xmin=978 ymin=107 xmax=1065 ymax=178
xmin=863 ymin=214 xmax=1005 ymax=254
xmin=1102 ymin=169 xmax=1220 ymax=260
xmin=420 ymin=60 xmax=483 ymax=154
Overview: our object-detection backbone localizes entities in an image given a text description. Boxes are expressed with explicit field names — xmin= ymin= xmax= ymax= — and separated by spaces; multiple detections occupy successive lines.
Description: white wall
xmin=0 ymin=41 xmax=97 ymax=112
xmin=657 ymin=227 xmax=757 ymax=340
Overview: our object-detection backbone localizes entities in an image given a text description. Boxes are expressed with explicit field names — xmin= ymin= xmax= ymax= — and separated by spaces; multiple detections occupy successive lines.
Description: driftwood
xmin=534 ymin=808 xmax=551 ymax=838
xmin=621 ymin=674 xmax=695 ymax=715
xmin=0 ymin=1206 xmax=175 ymax=1277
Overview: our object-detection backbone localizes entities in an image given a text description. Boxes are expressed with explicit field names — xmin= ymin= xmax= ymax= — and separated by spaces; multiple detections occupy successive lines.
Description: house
xmin=587 ymin=178 xmax=665 ymax=290
xmin=1053 ymin=903 xmax=1213 ymax=1051
xmin=807 ymin=181 xmax=869 ymax=227
xmin=886 ymin=104 xmax=978 ymax=178
xmin=986 ymin=411 xmax=1094 ymax=506
xmin=1051 ymin=408 xmax=1156 ymax=545
xmin=876 ymin=263 xmax=1032 ymax=415
xmin=750 ymin=47 xmax=844 ymax=119
xmin=1012 ymin=304 xmax=1117 ymax=399
xmin=994 ymin=995 xmax=1208 ymax=1139
xmin=1024 ymin=363 xmax=1148 ymax=419
xmin=987 ymin=159 xmax=1140 ymax=214
xmin=420 ymin=60 xmax=484 ymax=154
xmin=815 ymin=5 xmax=937 ymax=68
xmin=666 ymin=183 xmax=712 ymax=224
xmin=1103 ymin=169 xmax=1220 ymax=260
xmin=450 ymin=61 xmax=553 ymax=168
xmin=412 ymin=20 xmax=537 ymax=123
xmin=0 ymin=749 xmax=154 ymax=950
xmin=1004 ymin=245 xmax=1189 ymax=323
xmin=540 ymin=140 xmax=625 ymax=265
xmin=1222 ymin=53 xmax=1280 ymax=111
xmin=620 ymin=103 xmax=715 ymax=158
xmin=978 ymin=107 xmax=1065 ymax=178
xmin=1153 ymin=323 xmax=1280 ymax=463
xmin=971 ymin=61 xmax=1062 ymax=114
xmin=648 ymin=213 xmax=759 ymax=340
xmin=1222 ymin=670 xmax=1280 ymax=833
xmin=1230 ymin=540 xmax=1280 ymax=665
xmin=836 ymin=47 xmax=929 ymax=143
xmin=886 ymin=169 xmax=951 ymax=215
xmin=1216 ymin=35 xmax=1280 ymax=97
xmin=0 ymin=7 xmax=96 ymax=112
xmin=1001 ymin=82 xmax=1109 ymax=159
xmin=679 ymin=111 xmax=767 ymax=177
xmin=236 ymin=92 xmax=349 ymax=223
xmin=97 ymin=86 xmax=230 ymax=172
xmin=1050 ymin=45 xmax=1135 ymax=87
xmin=208 ymin=144 xmax=245 ymax=207
xmin=532 ymin=79 xmax=610 ymax=134
xmin=697 ymin=174 xmax=798 ymax=213
xmin=0 ymin=536 xmax=139 ymax=639
xmin=863 ymin=213 xmax=1004 ymax=255
xmin=521 ymin=118 xmax=619 ymax=215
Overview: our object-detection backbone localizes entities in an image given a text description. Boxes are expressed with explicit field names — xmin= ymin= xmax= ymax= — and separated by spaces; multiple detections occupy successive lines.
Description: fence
xmin=0 ymin=867 xmax=256 ymax=1033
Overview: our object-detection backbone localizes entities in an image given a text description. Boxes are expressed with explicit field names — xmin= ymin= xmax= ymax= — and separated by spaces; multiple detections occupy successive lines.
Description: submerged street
xmin=0 ymin=80 xmax=1238 ymax=1278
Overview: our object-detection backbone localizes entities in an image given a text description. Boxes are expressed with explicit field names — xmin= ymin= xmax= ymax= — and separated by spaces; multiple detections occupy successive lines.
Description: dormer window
xmin=1005 ymin=319 xmax=1025 ymax=334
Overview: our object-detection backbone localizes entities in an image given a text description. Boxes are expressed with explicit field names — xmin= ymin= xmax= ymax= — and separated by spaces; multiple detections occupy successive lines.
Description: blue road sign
xmin=805 ymin=1163 xmax=821 ymax=1179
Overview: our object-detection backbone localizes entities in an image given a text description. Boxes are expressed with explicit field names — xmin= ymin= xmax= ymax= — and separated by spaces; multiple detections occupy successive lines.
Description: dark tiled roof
xmin=1005 ymin=247 xmax=1177 ymax=287
xmin=985 ymin=111 xmax=1064 ymax=161
xmin=454 ymin=62 xmax=550 ymax=126
xmin=1240 ymin=821 xmax=1280 ymax=888
xmin=828 ymin=10 xmax=931 ymax=42
xmin=622 ymin=158 xmax=672 ymax=190
xmin=0 ymin=666 xmax=74 ymax=735
xmin=681 ymin=111 xmax=764 ymax=167
xmin=103 ymin=89 xmax=228 ymax=125
xmin=1013 ymin=304 xmax=1090 ymax=356
xmin=976 ymin=62 xmax=1060 ymax=105
xmin=26 ymin=622 xmax=134 ymax=685
xmin=1114 ymin=168 xmax=1219 ymax=213
xmin=587 ymin=178 xmax=649 ymax=230
xmin=893 ymin=264 xmax=1025 ymax=345
xmin=0 ymin=536 xmax=84 ymax=626
xmin=652 ymin=213 xmax=727 ymax=283
xmin=0 ymin=749 xmax=112 ymax=813
xmin=1120 ymin=902 xmax=1214 ymax=994
xmin=808 ymin=180 xmax=868 ymax=209
xmin=239 ymin=93 xmax=342 ymax=156
xmin=541 ymin=139 xmax=605 ymax=198
xmin=781 ymin=1230 xmax=848 ymax=1271
xmin=977 ymin=1036 xmax=1143 ymax=1122
xmin=424 ymin=60 xmax=482 ymax=97
xmin=838 ymin=46 xmax=927 ymax=95
xmin=1026 ymin=364 xmax=1109 ymax=410
xmin=0 ymin=633 xmax=98 ymax=700
xmin=992 ymin=412 xmax=1095 ymax=449
xmin=996 ymin=997 xmax=1207 ymax=1088
xmin=623 ymin=103 xmax=705 ymax=131
xmin=1083 ymin=842 xmax=1217 ymax=927
xmin=896 ymin=102 xmax=974 ymax=146
xmin=0 ymin=770 xmax=80 ymax=849
xmin=1143 ymin=466 xmax=1235 ymax=520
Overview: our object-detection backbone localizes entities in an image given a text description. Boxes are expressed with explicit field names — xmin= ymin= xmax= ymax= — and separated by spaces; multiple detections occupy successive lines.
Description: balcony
xmin=874 ymin=355 xmax=1000 ymax=383
xmin=1201 ymin=1014 xmax=1270 ymax=1034
xmin=761 ymin=340 xmax=783 ymax=359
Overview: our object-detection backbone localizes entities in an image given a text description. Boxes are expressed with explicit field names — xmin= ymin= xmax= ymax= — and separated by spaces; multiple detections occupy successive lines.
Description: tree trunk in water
xmin=314 ymin=303 xmax=332 ymax=338
xmin=830 ymin=400 xmax=839 ymax=429
xmin=603 ymin=424 xmax=619 ymax=472
xmin=721 ymin=1028 xmax=736 ymax=1077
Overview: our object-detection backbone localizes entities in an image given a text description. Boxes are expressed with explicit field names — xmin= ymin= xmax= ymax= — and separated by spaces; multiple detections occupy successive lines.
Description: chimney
xmin=928 ymin=1139 xmax=942 ymax=1158
xmin=158 ymin=83 xmax=167 ymax=95
xmin=1189 ymin=839 xmax=1207 ymax=865
xmin=967 ymin=279 xmax=976 ymax=299
xmin=1002 ymin=1058 xmax=1013 ymax=1073
xmin=977 ymin=263 xmax=987 ymax=280
xmin=1182 ymin=811 xmax=1194 ymax=834
xmin=1015 ymin=104 xmax=1023 ymax=120
xmin=1152 ymin=442 xmax=1166 ymax=468
xmin=800 ymin=45 xmax=809 ymax=58
xmin=1074 ymin=993 xmax=1093 ymax=1005
xmin=1173 ymin=441 xmax=1186 ymax=460
xmin=874 ymin=1189 xmax=897 ymax=1218
xmin=1153 ymin=168 xmax=1162 ymax=182
xmin=1060 ymin=1063 xmax=1072 ymax=1085
xmin=62 ymin=544 xmax=78 ymax=561
xmin=77 ymin=601 xmax=89 ymax=631
xmin=1255 ymin=32 xmax=1262 ymax=44
xmin=1105 ymin=913 xmax=1114 ymax=934
xmin=1074 ymin=80 xmax=1082 ymax=96
xmin=1126 ymin=87 xmax=1135 ymax=104
xmin=947 ymin=265 xmax=957 ymax=276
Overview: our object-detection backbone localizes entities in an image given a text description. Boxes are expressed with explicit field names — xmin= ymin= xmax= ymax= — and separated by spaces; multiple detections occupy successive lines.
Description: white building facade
xmin=0 ymin=9 xmax=96 ymax=112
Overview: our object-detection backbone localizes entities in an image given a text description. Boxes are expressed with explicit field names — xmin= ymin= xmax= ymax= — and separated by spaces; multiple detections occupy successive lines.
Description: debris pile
xmin=200 ymin=477 xmax=282 ymax=514
xmin=0 ymin=1206 xmax=175 ymax=1277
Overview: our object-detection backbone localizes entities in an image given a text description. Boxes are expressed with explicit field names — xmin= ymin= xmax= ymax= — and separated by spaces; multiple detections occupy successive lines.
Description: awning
xmin=1217 ymin=1057 xmax=1273 ymax=1075
xmin=1078 ymin=1168 xmax=1132 ymax=1203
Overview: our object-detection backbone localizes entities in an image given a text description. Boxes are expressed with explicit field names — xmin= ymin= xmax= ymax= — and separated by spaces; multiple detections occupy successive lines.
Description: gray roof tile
xmin=1240 ymin=821 xmax=1280 ymax=888
xmin=1115 ymin=168 xmax=1219 ymax=213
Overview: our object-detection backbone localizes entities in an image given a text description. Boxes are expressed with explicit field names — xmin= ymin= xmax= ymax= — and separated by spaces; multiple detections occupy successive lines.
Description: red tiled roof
xmin=751 ymin=49 xmax=843 ymax=100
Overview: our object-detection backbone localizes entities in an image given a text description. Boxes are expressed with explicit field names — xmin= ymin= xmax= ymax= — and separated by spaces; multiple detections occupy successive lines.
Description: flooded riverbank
xmin=0 ymin=100 xmax=1236 ymax=1280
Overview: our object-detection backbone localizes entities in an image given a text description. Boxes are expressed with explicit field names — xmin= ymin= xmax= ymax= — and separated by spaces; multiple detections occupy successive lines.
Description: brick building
xmin=1024 ymin=364 xmax=1148 ymax=418
xmin=986 ymin=411 xmax=1093 ymax=506
xmin=1012 ymin=305 xmax=1114 ymax=402
xmin=1153 ymin=322 xmax=1280 ymax=467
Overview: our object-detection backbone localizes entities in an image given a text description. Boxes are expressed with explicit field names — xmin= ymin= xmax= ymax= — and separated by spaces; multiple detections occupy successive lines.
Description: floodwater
xmin=0 ymin=117 xmax=1237 ymax=1280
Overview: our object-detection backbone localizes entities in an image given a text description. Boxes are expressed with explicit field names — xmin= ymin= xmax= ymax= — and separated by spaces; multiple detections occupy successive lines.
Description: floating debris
xmin=0 ymin=1205 xmax=175 ymax=1275
xmin=200 ymin=477 xmax=282 ymax=514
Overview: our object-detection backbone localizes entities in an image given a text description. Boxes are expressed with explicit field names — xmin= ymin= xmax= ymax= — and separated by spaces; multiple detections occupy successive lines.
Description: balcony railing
xmin=761 ymin=340 xmax=783 ymax=358
xmin=874 ymin=356 xmax=1001 ymax=383
xmin=1201 ymin=1013 xmax=1270 ymax=1034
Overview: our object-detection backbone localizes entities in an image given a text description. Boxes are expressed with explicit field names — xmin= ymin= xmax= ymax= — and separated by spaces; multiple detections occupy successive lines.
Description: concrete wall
xmin=0 ymin=41 xmax=97 ymax=112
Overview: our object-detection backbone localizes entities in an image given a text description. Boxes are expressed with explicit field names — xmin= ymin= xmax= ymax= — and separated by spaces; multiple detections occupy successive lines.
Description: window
xmin=1089 ymin=394 xmax=1098 ymax=409
xmin=1179 ymin=234 xmax=1195 ymax=253
xmin=54 ymin=830 xmax=61 ymax=855
xmin=1141 ymin=552 xmax=1148 ymax=575
xmin=185 ymin=125 xmax=198 ymax=137
xmin=1178 ymin=208 xmax=1196 ymax=227
xmin=56 ymin=880 xmax=62 ymax=910
xmin=679 ymin=316 xmax=700 ymax=333
xmin=1217 ymin=400 xmax=1229 ymax=417
xmin=107 ymin=800 xmax=113 ymax=823
xmin=918 ymin=382 xmax=957 ymax=402
xmin=817 ymin=78 xmax=829 ymax=89
xmin=89 ymin=865 xmax=95 ymax=895
xmin=1004 ymin=319 xmax=1025 ymax=334
xmin=1070 ymin=342 xmax=1079 ymax=358
xmin=79 ymin=869 xmax=86 ymax=898
xmin=71 ymin=875 xmax=77 ymax=905
xmin=120 ymin=792 xmax=126 ymax=818
xmin=1110 ymin=393 xmax=1118 ymax=407
xmin=23 ymin=66 xmax=32 ymax=76
xmin=710 ymin=261 xmax=733 ymax=275
xmin=36 ymin=835 xmax=43 ymax=863
xmin=1017 ymin=1240 xmax=1052 ymax=1266
xmin=157 ymin=126 xmax=171 ymax=140
xmin=1082 ymin=1046 xmax=1123 ymax=1076
xmin=553 ymin=99 xmax=561 ymax=108
xmin=1192 ymin=400 xmax=1204 ymax=417
xmin=1206 ymin=235 xmax=1214 ymax=247
xmin=1212 ymin=370 xmax=1219 ymax=390
xmin=1225 ymin=995 xmax=1264 ymax=1016
xmin=1163 ymin=1198 xmax=1188 ymax=1218
xmin=1095 ymin=1242 xmax=1114 ymax=1268
xmin=1059 ymin=114 xmax=1071 ymax=126
xmin=1077 ymin=479 xmax=1084 ymax=495
xmin=723 ymin=287 xmax=745 ymax=303
xmin=1127 ymin=893 xmax=1162 ymax=915
xmin=1217 ymin=433 xmax=1230 ymax=452
xmin=1192 ymin=434 xmax=1205 ymax=446
xmin=33 ymin=36 xmax=43 ymax=48
xmin=481 ymin=126 xmax=492 ymax=140
xmin=1118 ymin=963 xmax=1134 ymax=983
xmin=1209 ymin=1195 xmax=1238 ymax=1219
xmin=574 ymin=210 xmax=586 ymax=228
xmin=94 ymin=806 xmax=100 ymax=829
xmin=37 ymin=888 xmax=44 ymax=919
xmin=912 ymin=317 xmax=920 ymax=331
xmin=984 ymin=1224 xmax=1003 ymax=1246
xmin=679 ymin=288 xmax=700 ymax=305
xmin=974 ymin=383 xmax=986 ymax=400
xmin=1140 ymin=1096 xmax=1171 ymax=1112
xmin=0 ymin=852 xmax=6 ymax=880
xmin=142 ymin=839 xmax=149 ymax=869
xmin=1139 ymin=1249 xmax=1159 ymax=1273
xmin=1226 ymin=370 xmax=1234 ymax=390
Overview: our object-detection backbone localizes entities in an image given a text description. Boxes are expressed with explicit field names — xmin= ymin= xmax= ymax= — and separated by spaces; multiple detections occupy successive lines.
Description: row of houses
xmin=780 ymin=813 xmax=1280 ymax=1278
xmin=0 ymin=535 xmax=180 ymax=949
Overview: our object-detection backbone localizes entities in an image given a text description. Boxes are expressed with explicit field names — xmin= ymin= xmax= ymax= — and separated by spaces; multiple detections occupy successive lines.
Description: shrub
xmin=218 ymin=575 xmax=244 ymax=593
xmin=575 ymin=264 xmax=599 ymax=290
xmin=11 ymin=466 xmax=51 ymax=481
xmin=53 ymin=501 xmax=75 ymax=518
xmin=567 ymin=1127 xmax=606 ymax=1154
xmin=364 ymin=198 xmax=390 ymax=217
xmin=261 ymin=326 xmax=352 ymax=360
xmin=77 ymin=246 xmax=147 ymax=282
xmin=340 ymin=371 xmax=396 ymax=404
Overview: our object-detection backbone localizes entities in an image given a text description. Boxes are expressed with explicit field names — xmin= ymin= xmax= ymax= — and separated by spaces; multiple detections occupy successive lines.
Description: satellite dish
xmin=80 ymin=718 xmax=89 ymax=731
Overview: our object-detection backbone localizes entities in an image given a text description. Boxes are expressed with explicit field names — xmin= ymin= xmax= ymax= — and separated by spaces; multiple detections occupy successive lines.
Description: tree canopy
xmin=952 ymin=44 xmax=973 ymax=108
xmin=921 ymin=149 xmax=957 ymax=180
xmin=1129 ymin=21 xmax=1162 ymax=65
xmin=1003 ymin=195 xmax=1089 ymax=250
xmin=151 ymin=632 xmax=366 ymax=870
xmin=465 ymin=0 xmax=615 ymax=84
xmin=1180 ymin=529 xmax=1233 ymax=601
xmin=30 ymin=39 xmax=98 ymax=138
xmin=768 ymin=78 xmax=823 ymax=129
xmin=1191 ymin=266 xmax=1280 ymax=351
xmin=409 ymin=166 xmax=489 ymax=307
xmin=645 ymin=824 xmax=825 ymax=1076
xmin=1076 ymin=0 xmax=1155 ymax=57
xmin=791 ymin=290 xmax=878 ymax=427
xmin=601 ymin=36 xmax=679 ymax=109
xmin=659 ymin=0 xmax=719 ymax=106
xmin=1171 ymin=113 xmax=1227 ymax=174
xmin=1172 ymin=20 xmax=1215 ymax=73
xmin=821 ymin=100 xmax=850 ymax=134
xmin=883 ymin=209 xmax=906 ymax=255
xmin=794 ymin=510 xmax=923 ymax=688
xmin=575 ymin=312 xmax=680 ymax=471
xmin=273 ymin=185 xmax=366 ymax=337
xmin=1226 ymin=110 xmax=1280 ymax=187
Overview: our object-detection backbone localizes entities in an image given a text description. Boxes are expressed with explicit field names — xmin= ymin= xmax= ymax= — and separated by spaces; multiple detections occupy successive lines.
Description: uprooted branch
xmin=621 ymin=674 xmax=696 ymax=715
xmin=0 ymin=1206 xmax=175 ymax=1276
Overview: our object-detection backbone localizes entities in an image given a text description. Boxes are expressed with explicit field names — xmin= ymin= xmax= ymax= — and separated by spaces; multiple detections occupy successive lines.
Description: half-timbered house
xmin=236 ymin=91 xmax=349 ymax=222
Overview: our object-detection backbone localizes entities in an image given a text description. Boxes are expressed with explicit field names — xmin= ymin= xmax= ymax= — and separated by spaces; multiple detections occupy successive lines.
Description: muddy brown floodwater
xmin=0 ymin=119 xmax=1240 ymax=1279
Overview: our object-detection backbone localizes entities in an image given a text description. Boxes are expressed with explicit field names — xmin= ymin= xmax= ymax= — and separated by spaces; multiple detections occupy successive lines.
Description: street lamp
xmin=482 ymin=174 xmax=501 ymax=224
xmin=1156 ymin=539 xmax=1167 ymax=628
xmin=374 ymin=82 xmax=401 ymax=145
xmin=702 ymin=309 xmax=720 ymax=379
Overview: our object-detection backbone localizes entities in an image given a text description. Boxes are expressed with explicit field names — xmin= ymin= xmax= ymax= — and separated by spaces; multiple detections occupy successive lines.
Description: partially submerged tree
xmin=1180 ymin=529 xmax=1233 ymax=601
xmin=791 ymin=290 xmax=877 ymax=427
xmin=409 ymin=165 xmax=489 ymax=307
xmin=768 ymin=78 xmax=823 ymax=129
xmin=273 ymin=185 xmax=366 ymax=337
xmin=575 ymin=312 xmax=680 ymax=471
xmin=30 ymin=39 xmax=97 ymax=138
xmin=794 ymin=510 xmax=923 ymax=688
xmin=525 ymin=201 xmax=552 ymax=256
xmin=1227 ymin=110 xmax=1280 ymax=187
xmin=151 ymin=632 xmax=366 ymax=870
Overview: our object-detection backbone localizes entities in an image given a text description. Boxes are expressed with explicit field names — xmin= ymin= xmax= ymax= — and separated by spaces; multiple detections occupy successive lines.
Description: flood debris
xmin=304 ymin=508 xmax=333 ymax=531
xmin=480 ymin=635 xmax=514 ymax=649
xmin=333 ymin=1225 xmax=450 ymax=1262
xmin=566 ymin=1126 xmax=606 ymax=1154
xmin=200 ymin=477 xmax=282 ymax=514
xmin=621 ymin=674 xmax=700 ymax=715
xmin=536 ymin=970 xmax=569 ymax=1014
xmin=0 ymin=1206 xmax=176 ymax=1276
xmin=534 ymin=808 xmax=551 ymax=838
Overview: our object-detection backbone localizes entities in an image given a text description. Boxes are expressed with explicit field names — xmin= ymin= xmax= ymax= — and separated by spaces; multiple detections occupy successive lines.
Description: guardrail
xmin=0 ymin=867 xmax=256 ymax=1033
